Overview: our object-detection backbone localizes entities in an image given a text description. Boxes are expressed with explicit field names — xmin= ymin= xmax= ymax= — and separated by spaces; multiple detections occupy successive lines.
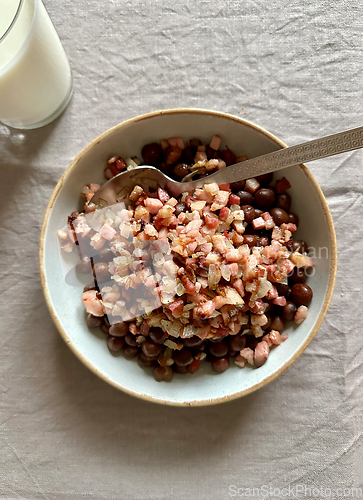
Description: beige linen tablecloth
xmin=1 ymin=1 xmax=362 ymax=498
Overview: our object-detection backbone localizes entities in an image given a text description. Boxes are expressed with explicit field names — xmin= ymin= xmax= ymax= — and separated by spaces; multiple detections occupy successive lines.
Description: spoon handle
xmin=184 ymin=126 xmax=363 ymax=190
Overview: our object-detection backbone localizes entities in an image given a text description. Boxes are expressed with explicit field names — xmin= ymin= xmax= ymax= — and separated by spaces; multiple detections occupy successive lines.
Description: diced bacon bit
xmin=195 ymin=151 xmax=208 ymax=162
xmin=167 ymin=137 xmax=184 ymax=149
xmin=273 ymin=296 xmax=287 ymax=307
xmin=266 ymin=285 xmax=278 ymax=300
xmin=261 ymin=212 xmax=275 ymax=230
xmin=280 ymin=259 xmax=295 ymax=276
xmin=90 ymin=236 xmax=106 ymax=250
xmin=294 ymin=305 xmax=308 ymax=325
xmin=232 ymin=278 xmax=245 ymax=297
xmin=158 ymin=187 xmax=170 ymax=202
xmin=251 ymin=298 xmax=265 ymax=314
xmin=195 ymin=300 xmax=216 ymax=319
xmin=227 ymin=262 xmax=239 ymax=276
xmin=82 ymin=290 xmax=105 ymax=317
xmin=211 ymin=191 xmax=230 ymax=211
xmin=168 ymin=299 xmax=184 ymax=317
xmin=251 ymin=313 xmax=268 ymax=326
xmin=200 ymin=242 xmax=212 ymax=253
xmin=129 ymin=185 xmax=144 ymax=201
xmin=209 ymin=135 xmax=221 ymax=150
xmin=282 ymin=334 xmax=289 ymax=341
xmin=218 ymin=183 xmax=230 ymax=191
xmin=99 ymin=223 xmax=116 ymax=241
xmin=144 ymin=224 xmax=158 ymax=237
xmin=239 ymin=347 xmax=255 ymax=366
xmin=252 ymin=217 xmax=265 ymax=230
xmin=268 ymin=330 xmax=282 ymax=346
xmin=144 ymin=197 xmax=163 ymax=214
xmin=205 ymin=214 xmax=219 ymax=228
xmin=217 ymin=159 xmax=227 ymax=170
xmin=188 ymin=358 xmax=201 ymax=373
xmin=245 ymin=178 xmax=260 ymax=194
xmin=219 ymin=207 xmax=231 ymax=221
xmin=57 ymin=229 xmax=69 ymax=240
xmin=228 ymin=194 xmax=241 ymax=206
xmin=106 ymin=157 xmax=127 ymax=178
xmin=290 ymin=252 xmax=314 ymax=268
xmin=274 ymin=177 xmax=291 ymax=193
xmin=235 ymin=354 xmax=247 ymax=368
xmin=281 ymin=222 xmax=297 ymax=233
xmin=254 ymin=340 xmax=270 ymax=367
xmin=185 ymin=195 xmax=196 ymax=209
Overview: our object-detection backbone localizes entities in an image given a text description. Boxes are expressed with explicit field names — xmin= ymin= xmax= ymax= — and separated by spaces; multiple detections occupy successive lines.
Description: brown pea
xmin=94 ymin=262 xmax=110 ymax=283
xmin=256 ymin=172 xmax=273 ymax=185
xmin=96 ymin=247 xmax=114 ymax=262
xmin=138 ymin=352 xmax=156 ymax=368
xmin=254 ymin=188 xmax=276 ymax=210
xmin=237 ymin=191 xmax=254 ymax=205
xmin=141 ymin=142 xmax=162 ymax=164
xmin=257 ymin=236 xmax=270 ymax=247
xmin=282 ymin=302 xmax=297 ymax=322
xmin=289 ymin=267 xmax=307 ymax=284
xmin=241 ymin=205 xmax=256 ymax=223
xmin=288 ymin=212 xmax=299 ymax=225
xmin=174 ymin=202 xmax=187 ymax=216
xmin=154 ymin=366 xmax=174 ymax=382
xmin=220 ymin=148 xmax=237 ymax=166
xmin=209 ymin=340 xmax=228 ymax=358
xmin=275 ymin=283 xmax=291 ymax=296
xmin=189 ymin=138 xmax=202 ymax=148
xmin=206 ymin=145 xmax=219 ymax=159
xmin=270 ymin=207 xmax=289 ymax=225
xmin=184 ymin=336 xmax=204 ymax=348
xmin=230 ymin=180 xmax=246 ymax=192
xmin=174 ymin=365 xmax=188 ymax=374
xmin=107 ymin=335 xmax=125 ymax=352
xmin=174 ymin=348 xmax=194 ymax=367
xmin=109 ymin=322 xmax=128 ymax=337
xmin=254 ymin=208 xmax=264 ymax=218
xmin=181 ymin=146 xmax=195 ymax=164
xmin=165 ymin=146 xmax=182 ymax=165
xmin=124 ymin=346 xmax=139 ymax=358
xmin=149 ymin=327 xmax=166 ymax=344
xmin=261 ymin=313 xmax=272 ymax=331
xmin=270 ymin=315 xmax=284 ymax=333
xmin=229 ymin=334 xmax=246 ymax=352
xmin=291 ymin=283 xmax=313 ymax=306
xmin=243 ymin=234 xmax=258 ymax=247
xmin=125 ymin=333 xmax=138 ymax=347
xmin=211 ymin=357 xmax=229 ymax=373
xmin=173 ymin=163 xmax=190 ymax=180
xmin=286 ymin=240 xmax=308 ymax=254
xmin=100 ymin=322 xmax=110 ymax=335
xmin=276 ymin=193 xmax=291 ymax=212
xmin=86 ymin=314 xmax=103 ymax=328
xmin=76 ymin=256 xmax=92 ymax=274
xmin=142 ymin=341 xmax=163 ymax=359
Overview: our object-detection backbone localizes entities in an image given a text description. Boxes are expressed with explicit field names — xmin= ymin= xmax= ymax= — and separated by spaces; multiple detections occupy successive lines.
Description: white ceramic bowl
xmin=40 ymin=109 xmax=337 ymax=406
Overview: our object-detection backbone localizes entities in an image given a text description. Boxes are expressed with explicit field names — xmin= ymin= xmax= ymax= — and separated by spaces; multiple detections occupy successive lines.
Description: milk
xmin=0 ymin=0 xmax=72 ymax=129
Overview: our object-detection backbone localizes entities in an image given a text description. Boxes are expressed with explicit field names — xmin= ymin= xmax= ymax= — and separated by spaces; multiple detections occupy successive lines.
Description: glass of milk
xmin=0 ymin=0 xmax=73 ymax=129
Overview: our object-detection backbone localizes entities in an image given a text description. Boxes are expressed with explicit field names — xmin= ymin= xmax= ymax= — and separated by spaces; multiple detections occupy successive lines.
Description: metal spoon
xmin=91 ymin=126 xmax=363 ymax=206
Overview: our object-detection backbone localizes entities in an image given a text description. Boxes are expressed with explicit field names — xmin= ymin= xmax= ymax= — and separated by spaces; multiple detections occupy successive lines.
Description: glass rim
xmin=0 ymin=0 xmax=24 ymax=43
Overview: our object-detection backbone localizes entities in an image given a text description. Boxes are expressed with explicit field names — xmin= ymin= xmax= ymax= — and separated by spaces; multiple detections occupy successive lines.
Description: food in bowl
xmin=58 ymin=135 xmax=314 ymax=382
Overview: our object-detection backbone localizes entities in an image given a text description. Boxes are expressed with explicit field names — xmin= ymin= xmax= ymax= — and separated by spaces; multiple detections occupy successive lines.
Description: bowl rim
xmin=39 ymin=108 xmax=337 ymax=406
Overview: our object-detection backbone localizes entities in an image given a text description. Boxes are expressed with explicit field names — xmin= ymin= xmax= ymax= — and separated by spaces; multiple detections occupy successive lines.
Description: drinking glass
xmin=0 ymin=0 xmax=73 ymax=129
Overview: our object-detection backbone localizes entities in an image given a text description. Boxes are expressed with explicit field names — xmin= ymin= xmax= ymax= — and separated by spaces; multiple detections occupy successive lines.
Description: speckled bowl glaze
xmin=39 ymin=109 xmax=337 ymax=406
